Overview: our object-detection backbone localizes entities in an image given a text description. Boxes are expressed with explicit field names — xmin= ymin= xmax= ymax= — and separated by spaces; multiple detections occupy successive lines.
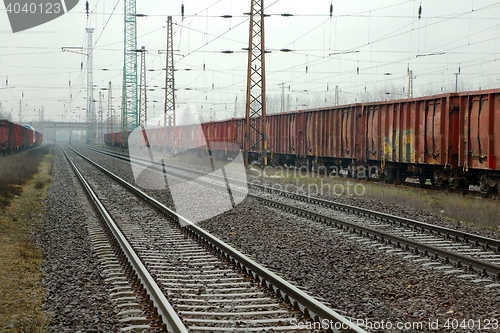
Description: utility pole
xmin=98 ymin=91 xmax=103 ymax=144
xmin=138 ymin=46 xmax=147 ymax=129
xmin=85 ymin=27 xmax=95 ymax=144
xmin=455 ymin=64 xmax=461 ymax=93
xmin=121 ymin=0 xmax=138 ymax=149
xmin=244 ymin=0 xmax=267 ymax=166
xmin=280 ymin=82 xmax=285 ymax=112
xmin=164 ymin=15 xmax=176 ymax=152
xmin=18 ymin=99 xmax=22 ymax=123
xmin=234 ymin=95 xmax=238 ymax=118
xmin=69 ymin=75 xmax=72 ymax=114
xmin=107 ymin=81 xmax=113 ymax=134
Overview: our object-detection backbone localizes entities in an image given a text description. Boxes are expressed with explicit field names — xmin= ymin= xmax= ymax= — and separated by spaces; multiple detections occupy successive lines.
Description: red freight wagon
xmin=102 ymin=87 xmax=500 ymax=193
xmin=0 ymin=120 xmax=42 ymax=154
xmin=0 ymin=119 xmax=11 ymax=151
xmin=103 ymin=133 xmax=113 ymax=146
xmin=267 ymin=112 xmax=288 ymax=157
xmin=12 ymin=122 xmax=22 ymax=149
xmin=35 ymin=131 xmax=43 ymax=145
xmin=457 ymin=90 xmax=500 ymax=192
xmin=22 ymin=126 xmax=34 ymax=147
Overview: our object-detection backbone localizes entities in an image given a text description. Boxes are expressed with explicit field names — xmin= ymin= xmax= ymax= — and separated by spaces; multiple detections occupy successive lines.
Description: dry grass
xmin=0 ymin=147 xmax=53 ymax=333
xmin=368 ymin=185 xmax=500 ymax=230
xmin=0 ymin=146 xmax=50 ymax=209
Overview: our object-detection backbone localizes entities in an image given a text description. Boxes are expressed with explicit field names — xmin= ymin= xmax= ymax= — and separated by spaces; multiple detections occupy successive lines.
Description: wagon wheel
xmin=430 ymin=176 xmax=437 ymax=190
xmin=458 ymin=179 xmax=469 ymax=195
xmin=395 ymin=173 xmax=405 ymax=185
xmin=418 ymin=176 xmax=426 ymax=187
xmin=381 ymin=173 xmax=387 ymax=184
xmin=440 ymin=180 xmax=449 ymax=191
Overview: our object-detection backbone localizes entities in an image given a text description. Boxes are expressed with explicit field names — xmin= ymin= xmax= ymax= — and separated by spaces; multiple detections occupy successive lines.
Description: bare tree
xmin=0 ymin=103 xmax=12 ymax=121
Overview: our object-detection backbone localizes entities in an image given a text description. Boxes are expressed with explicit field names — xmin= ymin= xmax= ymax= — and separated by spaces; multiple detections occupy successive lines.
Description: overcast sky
xmin=1 ymin=0 xmax=500 ymax=123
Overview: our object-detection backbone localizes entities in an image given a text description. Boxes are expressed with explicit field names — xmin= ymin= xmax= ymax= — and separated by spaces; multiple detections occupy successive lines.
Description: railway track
xmin=83 ymin=146 xmax=500 ymax=285
xmin=63 ymin=145 xmax=366 ymax=333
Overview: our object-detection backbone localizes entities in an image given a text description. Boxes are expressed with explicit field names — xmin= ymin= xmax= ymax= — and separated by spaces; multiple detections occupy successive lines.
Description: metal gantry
xmin=407 ymin=70 xmax=414 ymax=98
xmin=85 ymin=27 xmax=95 ymax=144
xmin=121 ymin=0 xmax=138 ymax=148
xmin=164 ymin=16 xmax=176 ymax=151
xmin=138 ymin=46 xmax=147 ymax=129
xmin=244 ymin=0 xmax=267 ymax=166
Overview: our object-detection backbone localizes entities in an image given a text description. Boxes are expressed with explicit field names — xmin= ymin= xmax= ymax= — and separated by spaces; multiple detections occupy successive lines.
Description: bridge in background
xmin=30 ymin=121 xmax=118 ymax=144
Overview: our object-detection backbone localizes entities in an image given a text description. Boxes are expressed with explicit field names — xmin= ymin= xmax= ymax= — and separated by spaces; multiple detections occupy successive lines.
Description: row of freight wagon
xmin=105 ymin=88 xmax=500 ymax=193
xmin=0 ymin=119 xmax=43 ymax=154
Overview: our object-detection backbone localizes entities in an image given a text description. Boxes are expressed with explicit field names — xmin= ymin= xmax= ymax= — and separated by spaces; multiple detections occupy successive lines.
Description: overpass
xmin=31 ymin=121 xmax=91 ymax=131
xmin=30 ymin=121 xmax=120 ymax=144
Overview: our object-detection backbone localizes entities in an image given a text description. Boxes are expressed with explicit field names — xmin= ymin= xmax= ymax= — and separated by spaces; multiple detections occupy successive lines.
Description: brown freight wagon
xmin=457 ymin=89 xmax=500 ymax=192
xmin=102 ymin=87 xmax=500 ymax=193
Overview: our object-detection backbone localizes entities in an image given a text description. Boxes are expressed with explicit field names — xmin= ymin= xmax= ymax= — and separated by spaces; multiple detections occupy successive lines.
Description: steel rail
xmin=255 ymin=185 xmax=500 ymax=253
xmin=87 ymin=146 xmax=500 ymax=254
xmin=62 ymin=147 xmax=189 ymax=333
xmin=69 ymin=145 xmax=367 ymax=333
xmin=84 ymin=146 xmax=500 ymax=279
xmin=254 ymin=195 xmax=500 ymax=280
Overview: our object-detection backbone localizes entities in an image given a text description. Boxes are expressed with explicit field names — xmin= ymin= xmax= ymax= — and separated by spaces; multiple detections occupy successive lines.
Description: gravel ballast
xmin=40 ymin=149 xmax=123 ymax=332
xmin=74 ymin=146 xmax=500 ymax=332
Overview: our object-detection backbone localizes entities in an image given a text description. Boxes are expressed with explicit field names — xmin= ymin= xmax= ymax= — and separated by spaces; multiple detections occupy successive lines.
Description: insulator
xmin=306 ymin=65 xmax=308 ymax=73
xmin=330 ymin=4 xmax=333 ymax=17
xmin=203 ymin=63 xmax=206 ymax=70
xmin=418 ymin=5 xmax=422 ymax=19
xmin=280 ymin=48 xmax=293 ymax=52
xmin=357 ymin=66 xmax=359 ymax=74
xmin=221 ymin=15 xmax=233 ymax=18
xmin=81 ymin=62 xmax=83 ymax=70
xmin=221 ymin=50 xmax=233 ymax=54
xmin=181 ymin=3 xmax=185 ymax=19
xmin=86 ymin=0 xmax=89 ymax=17
xmin=281 ymin=13 xmax=293 ymax=17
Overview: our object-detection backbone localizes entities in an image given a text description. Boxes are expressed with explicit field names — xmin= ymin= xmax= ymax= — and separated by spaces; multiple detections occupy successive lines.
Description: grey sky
xmin=1 ymin=0 xmax=500 ymax=123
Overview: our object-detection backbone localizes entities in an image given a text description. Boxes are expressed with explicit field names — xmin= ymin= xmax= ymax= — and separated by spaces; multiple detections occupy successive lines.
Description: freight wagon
xmin=0 ymin=119 xmax=43 ymax=154
xmin=105 ymin=88 xmax=500 ymax=194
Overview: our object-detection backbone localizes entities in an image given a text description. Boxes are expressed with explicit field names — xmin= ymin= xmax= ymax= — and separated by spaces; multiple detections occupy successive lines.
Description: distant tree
xmin=0 ymin=103 xmax=12 ymax=120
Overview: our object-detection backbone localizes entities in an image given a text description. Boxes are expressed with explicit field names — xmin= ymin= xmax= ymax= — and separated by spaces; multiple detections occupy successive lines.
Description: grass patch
xmin=0 ymin=146 xmax=50 ymax=209
xmin=0 ymin=146 xmax=53 ymax=332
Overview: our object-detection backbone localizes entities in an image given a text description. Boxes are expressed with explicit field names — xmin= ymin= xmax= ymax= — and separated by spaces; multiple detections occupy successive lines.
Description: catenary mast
xmin=121 ymin=0 xmax=138 ymax=148
xmin=244 ymin=0 xmax=267 ymax=166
